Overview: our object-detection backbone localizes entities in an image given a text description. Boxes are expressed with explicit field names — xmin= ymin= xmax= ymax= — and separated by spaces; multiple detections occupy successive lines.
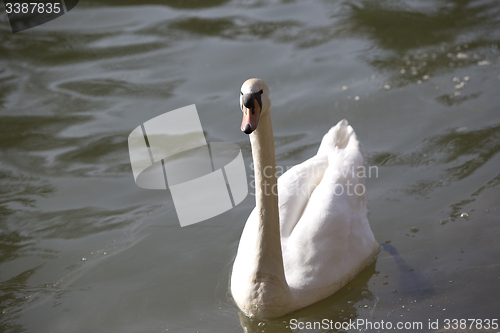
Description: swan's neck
xmin=248 ymin=113 xmax=291 ymax=313
xmin=250 ymin=114 xmax=282 ymax=269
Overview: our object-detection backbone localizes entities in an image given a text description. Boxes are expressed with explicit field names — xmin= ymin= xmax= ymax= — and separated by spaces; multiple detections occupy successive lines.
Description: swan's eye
xmin=240 ymin=91 xmax=243 ymax=95
xmin=257 ymin=89 xmax=263 ymax=95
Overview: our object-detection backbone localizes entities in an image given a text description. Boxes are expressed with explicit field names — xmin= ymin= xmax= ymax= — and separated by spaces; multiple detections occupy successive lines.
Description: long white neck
xmin=250 ymin=113 xmax=282 ymax=273
xmin=246 ymin=112 xmax=292 ymax=317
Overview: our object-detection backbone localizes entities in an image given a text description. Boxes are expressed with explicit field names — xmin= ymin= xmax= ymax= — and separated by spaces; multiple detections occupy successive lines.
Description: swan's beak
xmin=241 ymin=95 xmax=262 ymax=134
xmin=241 ymin=107 xmax=260 ymax=134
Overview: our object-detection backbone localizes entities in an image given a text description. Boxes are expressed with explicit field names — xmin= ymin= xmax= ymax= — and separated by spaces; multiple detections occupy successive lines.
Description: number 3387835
xmin=5 ymin=2 xmax=61 ymax=14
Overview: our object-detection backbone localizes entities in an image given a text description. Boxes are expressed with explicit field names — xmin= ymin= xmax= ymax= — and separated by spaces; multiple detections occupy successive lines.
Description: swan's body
xmin=231 ymin=78 xmax=379 ymax=318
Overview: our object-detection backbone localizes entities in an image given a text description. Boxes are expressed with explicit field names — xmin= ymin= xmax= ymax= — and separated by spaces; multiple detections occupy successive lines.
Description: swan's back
xmin=278 ymin=120 xmax=379 ymax=306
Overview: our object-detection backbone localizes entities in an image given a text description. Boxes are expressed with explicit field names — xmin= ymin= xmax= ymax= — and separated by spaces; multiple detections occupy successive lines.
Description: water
xmin=1 ymin=0 xmax=499 ymax=332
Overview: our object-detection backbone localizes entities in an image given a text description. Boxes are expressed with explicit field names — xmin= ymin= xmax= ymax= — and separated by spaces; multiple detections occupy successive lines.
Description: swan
xmin=230 ymin=78 xmax=380 ymax=318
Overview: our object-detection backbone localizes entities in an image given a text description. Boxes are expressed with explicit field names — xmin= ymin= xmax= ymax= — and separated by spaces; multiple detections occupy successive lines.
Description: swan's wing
xmin=277 ymin=120 xmax=353 ymax=237
xmin=277 ymin=156 xmax=327 ymax=237
xmin=278 ymin=119 xmax=356 ymax=238
xmin=282 ymin=120 xmax=379 ymax=294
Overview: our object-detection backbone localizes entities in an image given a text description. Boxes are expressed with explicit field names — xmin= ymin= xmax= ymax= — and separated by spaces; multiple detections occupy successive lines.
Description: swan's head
xmin=240 ymin=78 xmax=271 ymax=134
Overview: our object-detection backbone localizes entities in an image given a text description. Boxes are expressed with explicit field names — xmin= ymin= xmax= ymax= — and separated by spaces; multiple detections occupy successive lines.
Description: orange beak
xmin=241 ymin=104 xmax=261 ymax=134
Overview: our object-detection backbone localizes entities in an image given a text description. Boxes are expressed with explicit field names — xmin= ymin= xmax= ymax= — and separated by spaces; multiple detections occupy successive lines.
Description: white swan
xmin=230 ymin=78 xmax=380 ymax=318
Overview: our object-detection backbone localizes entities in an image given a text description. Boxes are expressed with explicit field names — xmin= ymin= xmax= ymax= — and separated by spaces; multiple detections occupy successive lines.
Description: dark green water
xmin=1 ymin=0 xmax=499 ymax=332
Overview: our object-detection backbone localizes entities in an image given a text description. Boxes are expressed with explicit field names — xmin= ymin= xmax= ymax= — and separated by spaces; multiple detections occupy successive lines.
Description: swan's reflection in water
xmin=238 ymin=260 xmax=377 ymax=333
xmin=380 ymin=243 xmax=435 ymax=302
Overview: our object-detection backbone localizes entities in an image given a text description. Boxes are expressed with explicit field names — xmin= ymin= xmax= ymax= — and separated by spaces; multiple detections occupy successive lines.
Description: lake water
xmin=1 ymin=0 xmax=499 ymax=332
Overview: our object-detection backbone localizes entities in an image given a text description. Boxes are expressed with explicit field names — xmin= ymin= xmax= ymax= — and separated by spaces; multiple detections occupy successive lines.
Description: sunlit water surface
xmin=1 ymin=0 xmax=499 ymax=332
